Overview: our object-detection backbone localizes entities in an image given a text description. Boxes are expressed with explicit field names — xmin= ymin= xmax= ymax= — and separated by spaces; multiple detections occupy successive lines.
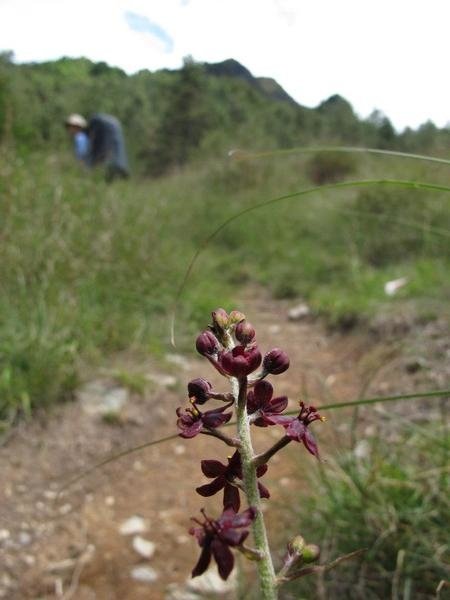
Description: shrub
xmin=307 ymin=151 xmax=357 ymax=184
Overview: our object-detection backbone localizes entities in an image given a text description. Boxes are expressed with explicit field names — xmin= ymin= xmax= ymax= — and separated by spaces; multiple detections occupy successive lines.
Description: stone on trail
xmin=132 ymin=535 xmax=155 ymax=559
xmin=119 ymin=516 xmax=148 ymax=536
xmin=130 ymin=565 xmax=159 ymax=583
xmin=78 ymin=380 xmax=129 ymax=416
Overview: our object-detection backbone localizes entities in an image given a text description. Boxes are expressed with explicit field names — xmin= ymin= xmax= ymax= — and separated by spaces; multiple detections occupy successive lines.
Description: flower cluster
xmin=175 ymin=308 xmax=323 ymax=583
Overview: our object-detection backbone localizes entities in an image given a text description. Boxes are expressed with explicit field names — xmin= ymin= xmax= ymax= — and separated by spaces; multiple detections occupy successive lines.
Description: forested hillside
xmin=1 ymin=52 xmax=449 ymax=175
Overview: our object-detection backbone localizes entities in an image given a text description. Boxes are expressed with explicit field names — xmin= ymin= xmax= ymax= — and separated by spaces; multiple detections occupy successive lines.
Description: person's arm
xmin=74 ymin=131 xmax=89 ymax=161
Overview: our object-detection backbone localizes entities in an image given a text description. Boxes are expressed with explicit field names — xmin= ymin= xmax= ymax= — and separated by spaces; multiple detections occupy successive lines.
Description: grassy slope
xmin=0 ymin=147 xmax=449 ymax=419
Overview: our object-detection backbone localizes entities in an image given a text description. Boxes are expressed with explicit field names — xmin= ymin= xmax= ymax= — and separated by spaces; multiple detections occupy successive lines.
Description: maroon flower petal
xmin=203 ymin=411 xmax=232 ymax=429
xmin=191 ymin=543 xmax=212 ymax=577
xmin=246 ymin=390 xmax=259 ymax=415
xmin=178 ymin=420 xmax=203 ymax=438
xmin=302 ymin=429 xmax=320 ymax=458
xmin=229 ymin=506 xmax=257 ymax=528
xmin=220 ymin=527 xmax=248 ymax=547
xmin=211 ymin=539 xmax=234 ymax=580
xmin=256 ymin=463 xmax=268 ymax=477
xmin=253 ymin=380 xmax=273 ymax=405
xmin=285 ymin=419 xmax=306 ymax=442
xmin=269 ymin=395 xmax=288 ymax=414
xmin=196 ymin=476 xmax=226 ymax=497
xmin=200 ymin=459 xmax=227 ymax=478
xmin=223 ymin=483 xmax=240 ymax=512
xmin=258 ymin=481 xmax=271 ymax=499
xmin=263 ymin=414 xmax=295 ymax=426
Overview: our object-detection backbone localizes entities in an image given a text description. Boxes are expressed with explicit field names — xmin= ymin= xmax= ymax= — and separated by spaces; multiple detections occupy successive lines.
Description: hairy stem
xmin=234 ymin=377 xmax=277 ymax=600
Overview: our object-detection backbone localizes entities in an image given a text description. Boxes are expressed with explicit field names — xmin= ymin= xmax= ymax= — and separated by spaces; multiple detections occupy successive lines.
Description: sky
xmin=1 ymin=0 xmax=449 ymax=132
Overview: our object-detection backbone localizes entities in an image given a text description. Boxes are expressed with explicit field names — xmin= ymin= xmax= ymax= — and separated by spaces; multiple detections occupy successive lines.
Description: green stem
xmin=234 ymin=377 xmax=277 ymax=600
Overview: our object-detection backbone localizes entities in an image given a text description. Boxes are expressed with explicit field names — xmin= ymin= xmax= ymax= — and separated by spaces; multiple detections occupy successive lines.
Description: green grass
xmin=0 ymin=147 xmax=449 ymax=419
xmin=282 ymin=413 xmax=449 ymax=599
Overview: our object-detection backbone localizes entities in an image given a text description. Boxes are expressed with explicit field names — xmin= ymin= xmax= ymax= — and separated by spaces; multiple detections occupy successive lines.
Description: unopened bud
xmin=235 ymin=320 xmax=256 ymax=345
xmin=263 ymin=348 xmax=290 ymax=375
xmin=187 ymin=378 xmax=212 ymax=404
xmin=196 ymin=331 xmax=220 ymax=356
xmin=287 ymin=535 xmax=305 ymax=556
xmin=228 ymin=310 xmax=245 ymax=325
xmin=303 ymin=544 xmax=320 ymax=563
xmin=212 ymin=308 xmax=229 ymax=331
xmin=220 ymin=345 xmax=262 ymax=378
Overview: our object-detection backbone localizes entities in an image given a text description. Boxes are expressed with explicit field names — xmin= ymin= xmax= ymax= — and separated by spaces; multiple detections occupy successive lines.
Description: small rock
xmin=130 ymin=565 xmax=158 ymax=584
xmin=187 ymin=567 xmax=236 ymax=595
xmin=354 ymin=440 xmax=371 ymax=459
xmin=105 ymin=496 xmax=115 ymax=507
xmin=132 ymin=536 xmax=155 ymax=559
xmin=43 ymin=490 xmax=57 ymax=500
xmin=119 ymin=516 xmax=148 ymax=536
xmin=23 ymin=555 xmax=36 ymax=566
xmin=288 ymin=302 xmax=311 ymax=321
xmin=165 ymin=584 xmax=200 ymax=600
xmin=18 ymin=531 xmax=32 ymax=546
xmin=176 ymin=534 xmax=189 ymax=545
xmin=174 ymin=444 xmax=186 ymax=456
xmin=0 ymin=530 xmax=10 ymax=542
xmin=59 ymin=503 xmax=72 ymax=515
xmin=384 ymin=277 xmax=408 ymax=296
xmin=78 ymin=380 xmax=129 ymax=416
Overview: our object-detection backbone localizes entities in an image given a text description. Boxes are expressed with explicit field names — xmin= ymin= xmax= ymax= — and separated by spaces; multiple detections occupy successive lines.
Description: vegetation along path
xmin=0 ymin=287 xmax=447 ymax=599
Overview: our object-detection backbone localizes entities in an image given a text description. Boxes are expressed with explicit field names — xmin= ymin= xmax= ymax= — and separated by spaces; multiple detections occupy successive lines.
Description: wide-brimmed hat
xmin=65 ymin=114 xmax=87 ymax=128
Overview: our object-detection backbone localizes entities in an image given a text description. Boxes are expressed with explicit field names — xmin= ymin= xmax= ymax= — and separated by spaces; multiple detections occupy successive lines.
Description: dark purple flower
xmin=176 ymin=401 xmax=233 ymax=439
xmin=196 ymin=450 xmax=269 ymax=511
xmin=247 ymin=380 xmax=288 ymax=426
xmin=190 ymin=506 xmax=257 ymax=580
xmin=220 ymin=345 xmax=262 ymax=378
xmin=196 ymin=330 xmax=220 ymax=356
xmin=235 ymin=320 xmax=256 ymax=345
xmin=263 ymin=348 xmax=290 ymax=375
xmin=265 ymin=402 xmax=324 ymax=458
xmin=187 ymin=378 xmax=213 ymax=405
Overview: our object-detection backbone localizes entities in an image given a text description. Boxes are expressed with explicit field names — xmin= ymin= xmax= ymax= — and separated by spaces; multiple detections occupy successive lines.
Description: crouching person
xmin=65 ymin=113 xmax=130 ymax=182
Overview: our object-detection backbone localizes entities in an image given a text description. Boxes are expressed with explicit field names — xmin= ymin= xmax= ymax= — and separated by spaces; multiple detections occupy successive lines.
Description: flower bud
xmin=228 ymin=310 xmax=245 ymax=325
xmin=235 ymin=320 xmax=256 ymax=345
xmin=263 ymin=348 xmax=290 ymax=375
xmin=287 ymin=535 xmax=305 ymax=556
xmin=303 ymin=544 xmax=320 ymax=563
xmin=187 ymin=378 xmax=212 ymax=405
xmin=220 ymin=345 xmax=262 ymax=378
xmin=196 ymin=330 xmax=220 ymax=356
xmin=212 ymin=308 xmax=229 ymax=331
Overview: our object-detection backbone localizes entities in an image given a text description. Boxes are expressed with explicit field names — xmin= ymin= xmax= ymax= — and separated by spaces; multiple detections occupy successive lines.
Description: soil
xmin=0 ymin=288 xmax=447 ymax=600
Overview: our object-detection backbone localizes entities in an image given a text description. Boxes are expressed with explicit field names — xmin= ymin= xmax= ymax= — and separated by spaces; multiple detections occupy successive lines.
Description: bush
xmin=307 ymin=151 xmax=357 ymax=184
xmin=283 ymin=417 xmax=449 ymax=599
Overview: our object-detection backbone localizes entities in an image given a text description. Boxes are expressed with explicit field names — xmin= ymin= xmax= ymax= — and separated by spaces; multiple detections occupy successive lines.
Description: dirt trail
xmin=0 ymin=289 xmax=429 ymax=599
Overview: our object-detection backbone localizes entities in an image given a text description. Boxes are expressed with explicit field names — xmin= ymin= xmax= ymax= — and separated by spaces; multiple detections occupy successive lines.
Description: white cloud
xmin=0 ymin=0 xmax=449 ymax=130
